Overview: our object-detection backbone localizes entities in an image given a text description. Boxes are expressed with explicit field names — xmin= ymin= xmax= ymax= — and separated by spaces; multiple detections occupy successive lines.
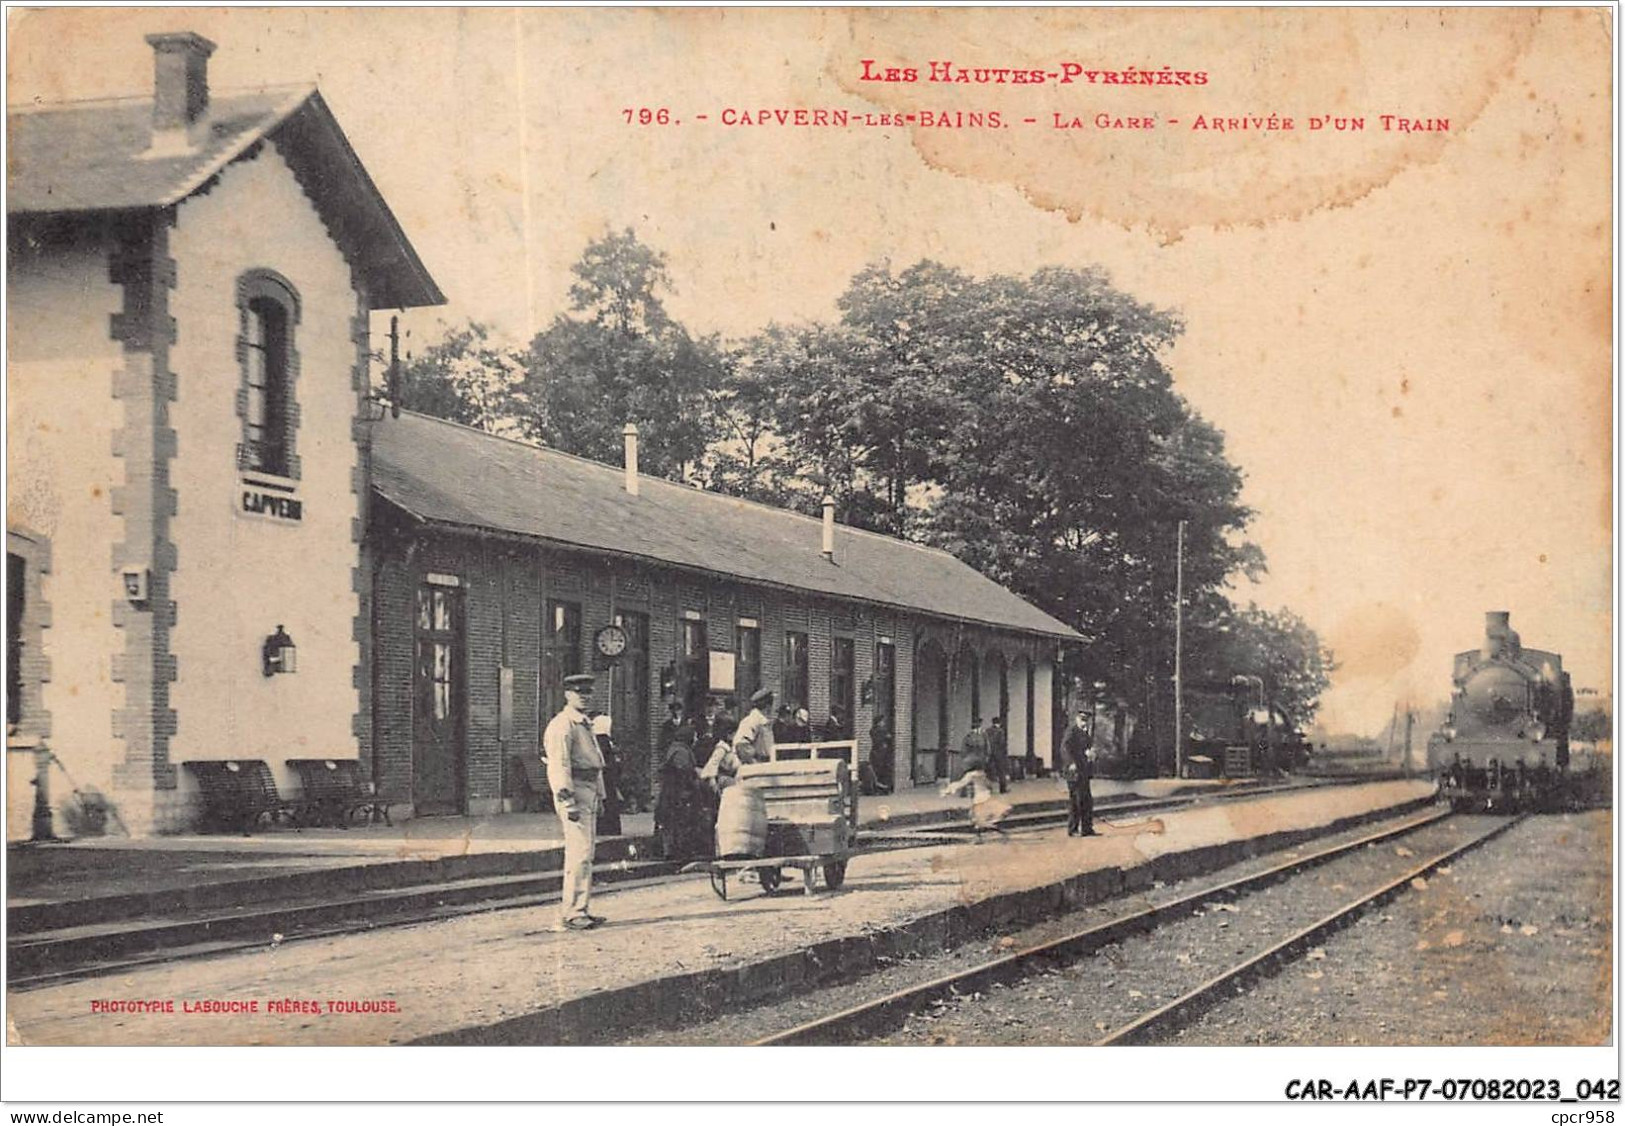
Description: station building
xmin=368 ymin=412 xmax=1078 ymax=817
xmin=6 ymin=31 xmax=1079 ymax=837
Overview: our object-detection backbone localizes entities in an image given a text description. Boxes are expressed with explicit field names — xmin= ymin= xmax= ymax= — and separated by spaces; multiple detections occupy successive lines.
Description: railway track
xmin=754 ymin=809 xmax=1517 ymax=1046
xmin=5 ymin=772 xmax=1409 ymax=992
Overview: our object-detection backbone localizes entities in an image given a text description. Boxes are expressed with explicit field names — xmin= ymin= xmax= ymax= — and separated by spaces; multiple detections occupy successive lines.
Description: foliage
xmin=394 ymin=248 xmax=1335 ymax=749
xmin=393 ymin=321 xmax=527 ymax=435
xmin=738 ymin=261 xmax=1284 ymax=754
xmin=696 ymin=328 xmax=826 ymax=512
xmin=1189 ymin=603 xmax=1336 ymax=728
xmin=519 ymin=228 xmax=727 ymax=481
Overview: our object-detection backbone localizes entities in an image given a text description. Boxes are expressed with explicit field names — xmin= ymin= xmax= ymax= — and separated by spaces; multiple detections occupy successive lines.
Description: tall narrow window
xmin=612 ymin=610 xmax=651 ymax=757
xmin=236 ymin=270 xmax=300 ymax=478
xmin=540 ymin=599 xmax=582 ymax=722
xmin=874 ymin=640 xmax=896 ymax=732
xmin=784 ymin=630 xmax=810 ymax=713
xmin=830 ymin=636 xmax=855 ymax=736
xmin=679 ymin=618 xmax=708 ymax=719
xmin=968 ymin=651 xmax=982 ymax=726
xmin=735 ymin=621 xmax=761 ymax=700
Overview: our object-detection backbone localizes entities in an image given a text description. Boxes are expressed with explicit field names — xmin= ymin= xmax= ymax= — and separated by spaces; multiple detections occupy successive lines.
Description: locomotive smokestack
xmin=1483 ymin=611 xmax=1520 ymax=659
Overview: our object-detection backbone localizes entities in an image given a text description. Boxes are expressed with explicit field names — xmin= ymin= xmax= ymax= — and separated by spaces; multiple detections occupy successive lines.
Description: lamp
xmin=263 ymin=625 xmax=297 ymax=677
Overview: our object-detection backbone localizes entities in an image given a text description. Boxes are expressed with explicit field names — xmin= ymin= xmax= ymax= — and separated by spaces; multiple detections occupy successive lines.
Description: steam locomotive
xmin=1428 ymin=611 xmax=1578 ymax=811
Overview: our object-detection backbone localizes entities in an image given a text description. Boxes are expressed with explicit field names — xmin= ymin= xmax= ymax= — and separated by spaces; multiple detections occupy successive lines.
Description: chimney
xmin=146 ymin=32 xmax=215 ymax=134
xmin=622 ymin=423 xmax=640 ymax=497
xmin=1483 ymin=610 xmax=1519 ymax=659
xmin=821 ymin=495 xmax=836 ymax=561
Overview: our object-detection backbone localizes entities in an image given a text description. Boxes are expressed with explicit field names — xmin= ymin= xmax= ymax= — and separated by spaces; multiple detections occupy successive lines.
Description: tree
xmin=723 ymin=261 xmax=1282 ymax=771
xmin=745 ymin=262 xmax=983 ymax=535
xmin=698 ymin=330 xmax=825 ymax=511
xmin=1190 ymin=604 xmax=1335 ymax=728
xmin=393 ymin=321 xmax=527 ymax=435
xmin=519 ymin=229 xmax=727 ymax=481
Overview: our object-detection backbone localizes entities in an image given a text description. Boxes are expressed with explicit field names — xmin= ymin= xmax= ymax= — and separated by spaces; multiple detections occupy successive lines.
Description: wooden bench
xmin=183 ymin=760 xmax=299 ymax=835
xmin=287 ymin=759 xmax=393 ymax=828
xmin=505 ymin=754 xmax=553 ymax=813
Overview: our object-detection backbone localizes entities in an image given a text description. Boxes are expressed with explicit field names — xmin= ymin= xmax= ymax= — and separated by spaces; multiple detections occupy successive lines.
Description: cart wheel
xmin=758 ymin=867 xmax=783 ymax=894
xmin=824 ymin=860 xmax=848 ymax=890
xmin=709 ymin=870 xmax=729 ymax=901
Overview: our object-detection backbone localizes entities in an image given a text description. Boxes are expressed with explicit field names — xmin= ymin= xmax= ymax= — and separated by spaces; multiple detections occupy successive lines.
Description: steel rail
xmin=10 ymin=773 xmax=1392 ymax=991
xmin=865 ymin=771 xmax=1410 ymax=843
xmin=754 ymin=805 xmax=1457 ymax=1046
xmin=1094 ymin=813 xmax=1525 ymax=1045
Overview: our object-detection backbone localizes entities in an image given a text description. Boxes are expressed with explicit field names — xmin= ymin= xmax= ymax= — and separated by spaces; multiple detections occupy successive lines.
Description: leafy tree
xmin=697 ymin=329 xmax=825 ymax=511
xmin=519 ymin=229 xmax=726 ymax=481
xmin=1189 ymin=603 xmax=1336 ymax=728
xmin=746 ymin=262 xmax=982 ymax=535
xmin=393 ymin=321 xmax=527 ymax=435
xmin=743 ymin=261 xmax=1269 ymax=764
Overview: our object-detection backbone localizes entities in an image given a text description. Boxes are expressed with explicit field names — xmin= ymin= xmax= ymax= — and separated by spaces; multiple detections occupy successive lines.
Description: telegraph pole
xmin=1173 ymin=520 xmax=1186 ymax=779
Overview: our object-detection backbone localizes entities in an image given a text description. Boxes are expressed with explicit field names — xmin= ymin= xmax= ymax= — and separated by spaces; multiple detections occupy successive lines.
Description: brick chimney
xmin=622 ymin=423 xmax=640 ymax=497
xmin=821 ymin=495 xmax=836 ymax=562
xmin=146 ymin=31 xmax=215 ymax=134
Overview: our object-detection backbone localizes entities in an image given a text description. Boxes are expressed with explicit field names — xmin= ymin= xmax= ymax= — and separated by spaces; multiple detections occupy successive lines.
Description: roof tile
xmin=371 ymin=411 xmax=1080 ymax=640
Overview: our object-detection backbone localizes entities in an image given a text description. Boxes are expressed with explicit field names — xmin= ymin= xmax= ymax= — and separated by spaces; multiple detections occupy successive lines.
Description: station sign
xmin=238 ymin=478 xmax=303 ymax=524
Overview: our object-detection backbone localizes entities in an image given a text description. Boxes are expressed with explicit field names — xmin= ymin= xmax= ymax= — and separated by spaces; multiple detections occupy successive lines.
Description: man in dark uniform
xmin=1060 ymin=708 xmax=1097 ymax=836
xmin=960 ymin=717 xmax=989 ymax=777
xmin=986 ymin=715 xmax=1010 ymax=794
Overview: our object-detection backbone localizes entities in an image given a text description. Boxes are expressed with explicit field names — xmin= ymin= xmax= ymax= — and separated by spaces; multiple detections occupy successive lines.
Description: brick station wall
xmin=368 ymin=525 xmax=978 ymax=816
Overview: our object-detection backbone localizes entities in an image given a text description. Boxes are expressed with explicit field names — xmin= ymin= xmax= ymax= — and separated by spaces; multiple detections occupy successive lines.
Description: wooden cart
xmin=689 ymin=759 xmax=858 ymax=900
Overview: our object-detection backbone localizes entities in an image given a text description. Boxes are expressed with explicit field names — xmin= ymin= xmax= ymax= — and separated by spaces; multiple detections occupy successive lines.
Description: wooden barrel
xmin=715 ymin=784 xmax=768 ymax=858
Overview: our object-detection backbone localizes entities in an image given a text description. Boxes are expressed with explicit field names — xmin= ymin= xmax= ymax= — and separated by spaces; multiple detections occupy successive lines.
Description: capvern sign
xmin=241 ymin=487 xmax=303 ymax=523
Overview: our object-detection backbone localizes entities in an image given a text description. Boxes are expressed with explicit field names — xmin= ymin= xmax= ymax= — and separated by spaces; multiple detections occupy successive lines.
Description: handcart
xmin=686 ymin=758 xmax=858 ymax=901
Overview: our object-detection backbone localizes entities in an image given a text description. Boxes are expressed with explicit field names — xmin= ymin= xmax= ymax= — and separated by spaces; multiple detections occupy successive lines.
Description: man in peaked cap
xmin=733 ymin=685 xmax=777 ymax=766
xmin=544 ymin=673 xmax=608 ymax=930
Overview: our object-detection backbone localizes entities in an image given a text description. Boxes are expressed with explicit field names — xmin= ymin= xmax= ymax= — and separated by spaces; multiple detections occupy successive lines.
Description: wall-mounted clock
xmin=595 ymin=624 xmax=629 ymax=659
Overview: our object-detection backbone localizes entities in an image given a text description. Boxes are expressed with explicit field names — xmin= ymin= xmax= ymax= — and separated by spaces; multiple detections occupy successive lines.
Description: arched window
xmin=235 ymin=270 xmax=301 ymax=478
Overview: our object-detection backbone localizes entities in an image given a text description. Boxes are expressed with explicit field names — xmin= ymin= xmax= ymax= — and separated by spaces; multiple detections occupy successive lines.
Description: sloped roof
xmin=7 ymin=86 xmax=442 ymax=309
xmin=371 ymin=411 xmax=1080 ymax=642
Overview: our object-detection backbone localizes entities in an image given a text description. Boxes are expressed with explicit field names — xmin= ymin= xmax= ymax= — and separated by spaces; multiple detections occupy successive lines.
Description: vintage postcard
xmin=3 ymin=4 xmax=1615 ymax=1109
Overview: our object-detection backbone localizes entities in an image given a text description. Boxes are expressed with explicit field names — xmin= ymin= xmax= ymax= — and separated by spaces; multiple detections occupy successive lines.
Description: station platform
xmin=6 ymin=774 xmax=1237 ymax=908
xmin=4 ymin=777 xmax=1437 ymax=1046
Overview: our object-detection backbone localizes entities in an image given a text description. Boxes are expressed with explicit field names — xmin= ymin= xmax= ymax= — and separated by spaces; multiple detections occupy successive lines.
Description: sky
xmin=7 ymin=7 xmax=1613 ymax=735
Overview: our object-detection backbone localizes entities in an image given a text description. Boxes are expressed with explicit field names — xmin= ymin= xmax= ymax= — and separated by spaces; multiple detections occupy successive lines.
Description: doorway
xmin=412 ymin=581 xmax=466 ymax=814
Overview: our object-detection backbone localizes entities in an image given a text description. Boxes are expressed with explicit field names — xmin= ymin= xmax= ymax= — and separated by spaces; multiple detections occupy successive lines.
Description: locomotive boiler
xmin=1428 ymin=611 xmax=1573 ymax=811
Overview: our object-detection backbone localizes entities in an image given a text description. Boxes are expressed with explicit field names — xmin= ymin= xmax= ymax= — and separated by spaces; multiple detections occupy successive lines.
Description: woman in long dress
xmin=654 ymin=721 xmax=703 ymax=860
xmin=698 ymin=715 xmax=742 ymax=852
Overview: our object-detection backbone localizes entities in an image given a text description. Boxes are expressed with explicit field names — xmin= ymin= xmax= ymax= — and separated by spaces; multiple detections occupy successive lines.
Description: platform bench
xmin=288 ymin=759 xmax=393 ymax=828
xmin=183 ymin=760 xmax=299 ymax=835
xmin=506 ymin=754 xmax=554 ymax=814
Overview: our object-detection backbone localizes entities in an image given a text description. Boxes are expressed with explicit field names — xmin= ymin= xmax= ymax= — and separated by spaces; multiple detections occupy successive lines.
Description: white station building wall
xmin=167 ymin=145 xmax=364 ymax=790
xmin=7 ymin=229 xmax=127 ymax=801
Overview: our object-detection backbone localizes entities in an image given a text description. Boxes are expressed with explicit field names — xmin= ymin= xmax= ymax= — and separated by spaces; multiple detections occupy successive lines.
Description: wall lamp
xmin=263 ymin=625 xmax=298 ymax=677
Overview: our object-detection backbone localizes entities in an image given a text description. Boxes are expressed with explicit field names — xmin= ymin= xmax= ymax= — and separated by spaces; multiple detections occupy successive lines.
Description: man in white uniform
xmin=544 ymin=673 xmax=607 ymax=931
xmin=732 ymin=686 xmax=777 ymax=765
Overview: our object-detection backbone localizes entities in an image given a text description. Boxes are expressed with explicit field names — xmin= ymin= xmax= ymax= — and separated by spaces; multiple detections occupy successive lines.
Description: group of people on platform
xmin=653 ymin=686 xmax=778 ymax=864
xmin=538 ymin=676 xmax=785 ymax=932
xmin=541 ymin=670 xmax=1098 ymax=932
xmin=941 ymin=708 xmax=1097 ymax=835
